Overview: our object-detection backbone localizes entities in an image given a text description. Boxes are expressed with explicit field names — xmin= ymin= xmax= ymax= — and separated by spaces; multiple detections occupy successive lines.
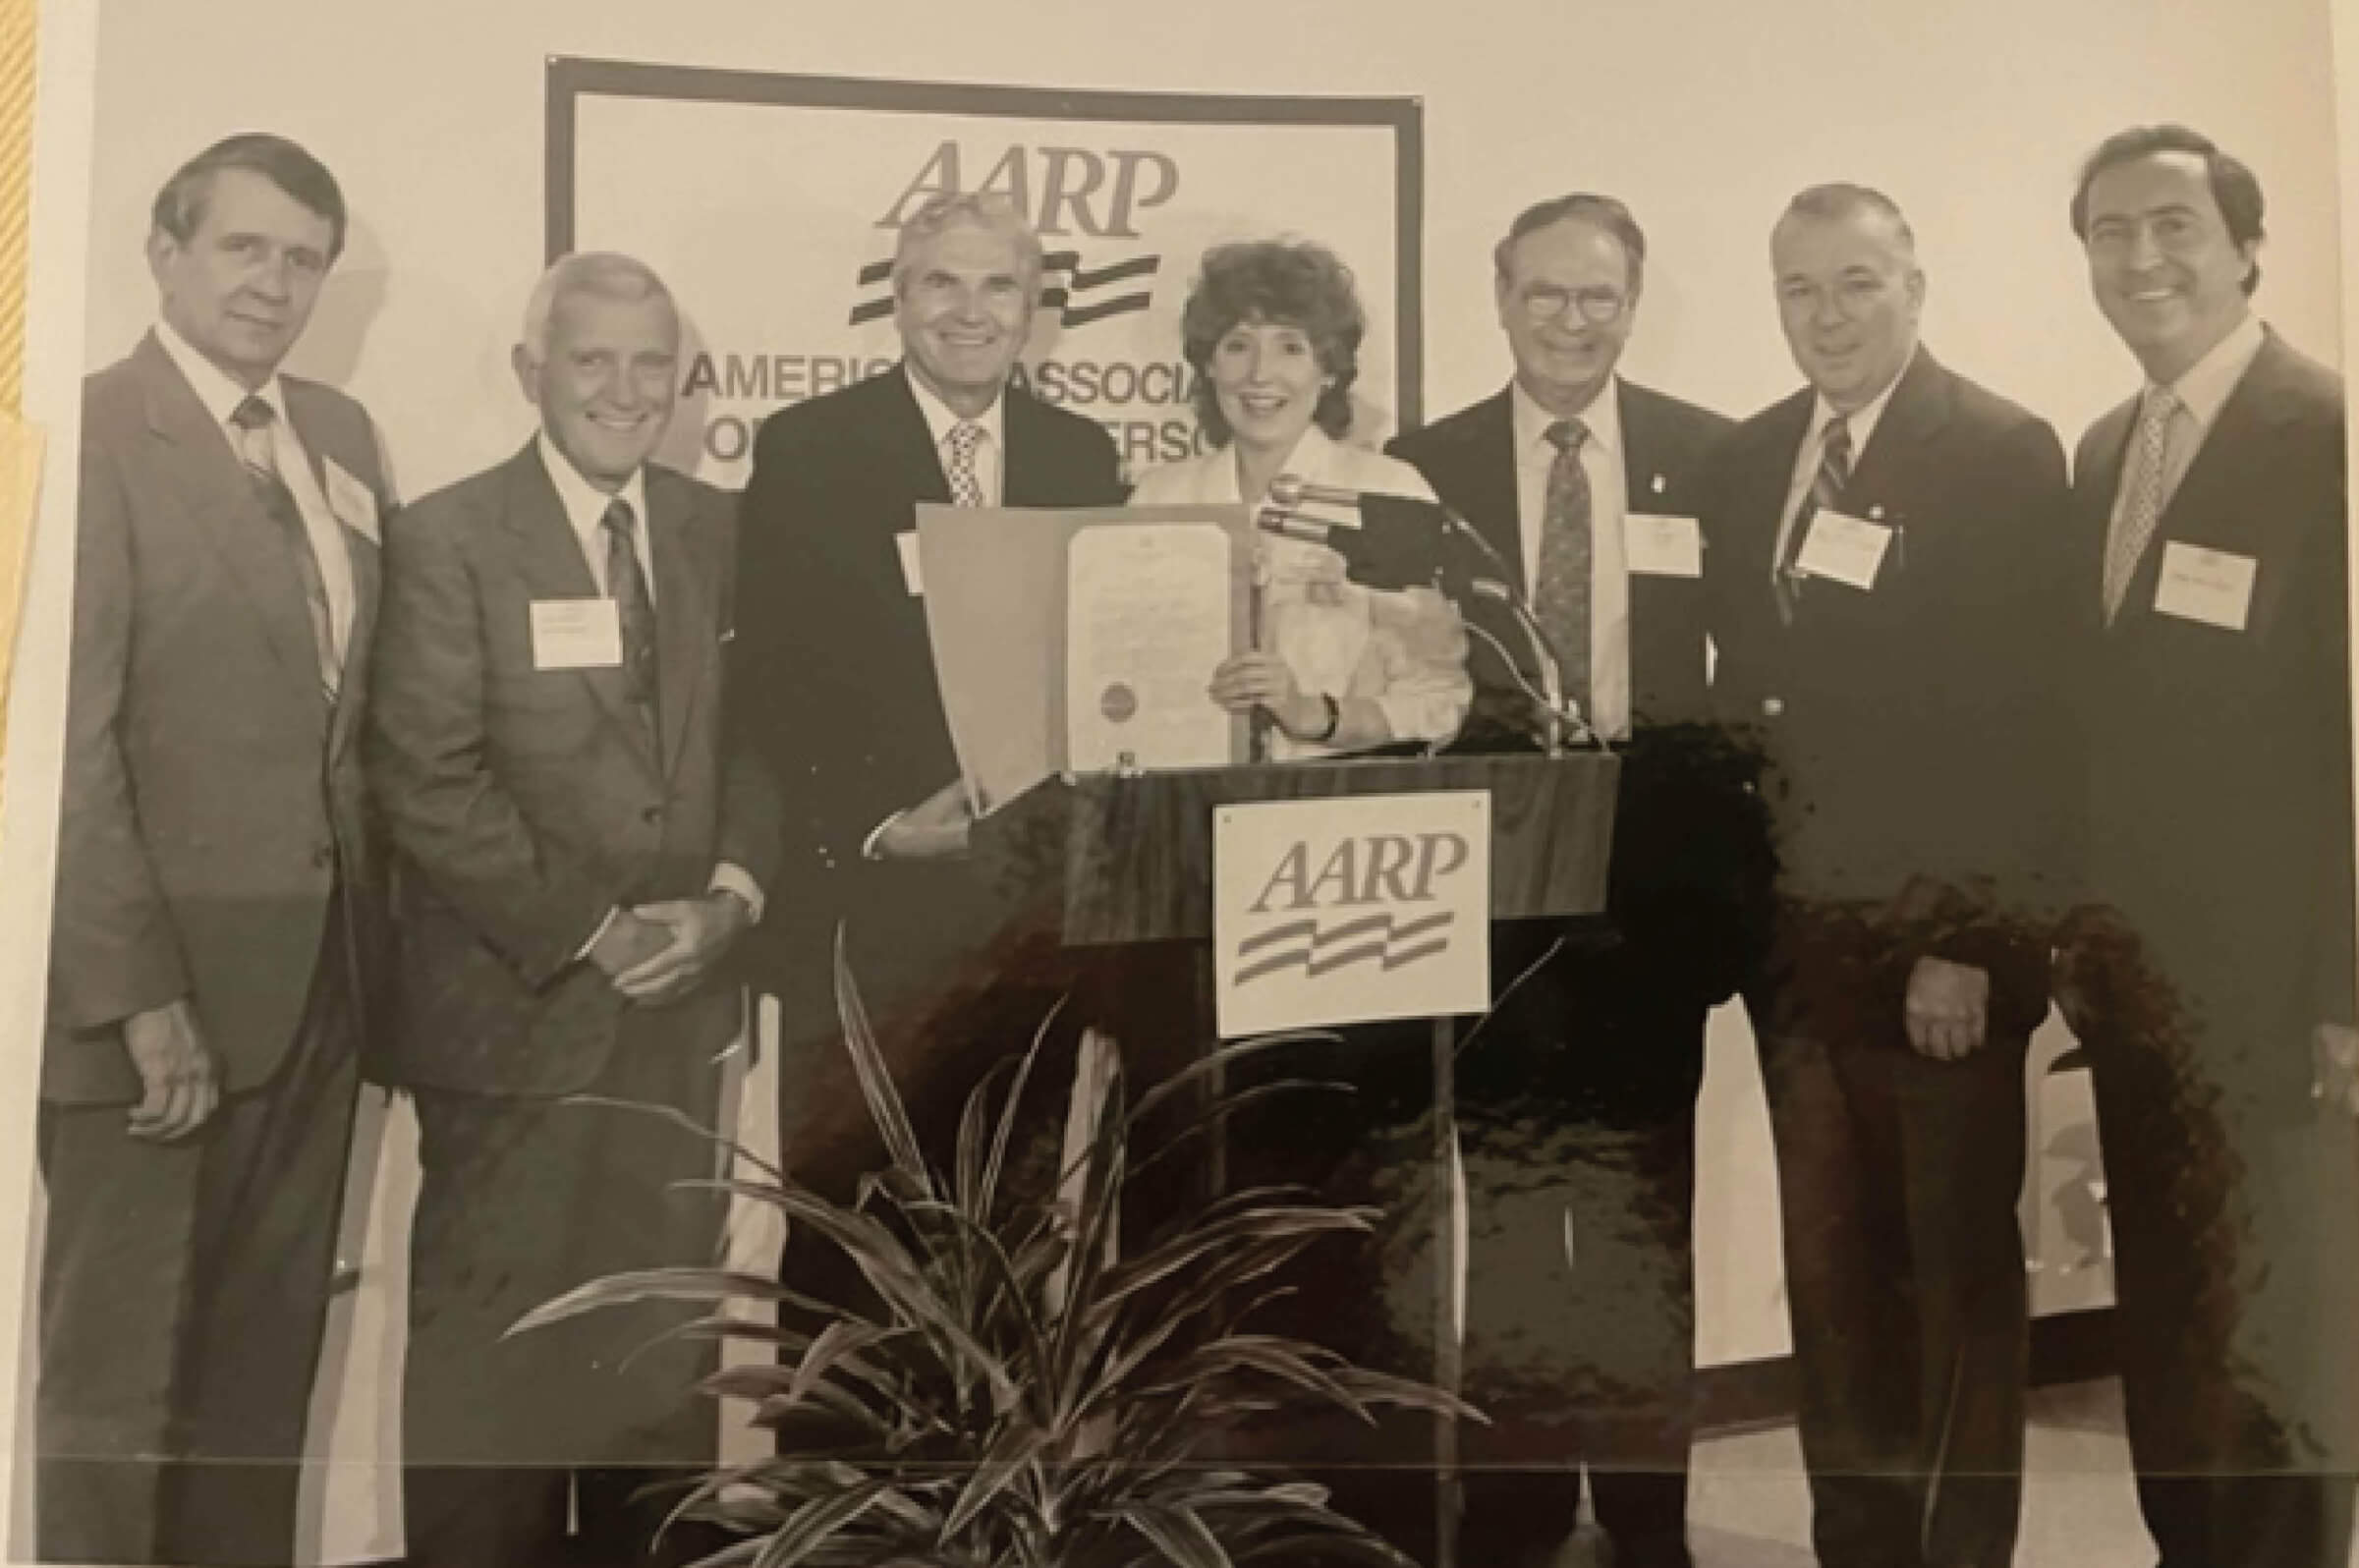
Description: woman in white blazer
xmin=1129 ymin=240 xmax=1471 ymax=759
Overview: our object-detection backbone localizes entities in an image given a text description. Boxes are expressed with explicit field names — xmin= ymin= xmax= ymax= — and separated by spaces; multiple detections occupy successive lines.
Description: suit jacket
xmin=45 ymin=332 xmax=392 ymax=1104
xmin=730 ymin=364 xmax=1124 ymax=993
xmin=365 ymin=445 xmax=781 ymax=1096
xmin=1389 ymin=381 xmax=1763 ymax=1114
xmin=2066 ymin=329 xmax=2352 ymax=1107
xmin=1702 ymin=349 xmax=2073 ymax=1034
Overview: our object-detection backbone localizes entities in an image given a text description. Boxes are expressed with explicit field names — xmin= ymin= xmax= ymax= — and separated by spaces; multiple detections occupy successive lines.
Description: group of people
xmin=30 ymin=115 xmax=2358 ymax=1568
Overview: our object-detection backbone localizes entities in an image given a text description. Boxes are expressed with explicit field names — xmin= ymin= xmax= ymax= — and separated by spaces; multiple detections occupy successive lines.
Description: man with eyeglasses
xmin=1699 ymin=185 xmax=2074 ymax=1568
xmin=1385 ymin=193 xmax=1758 ymax=1568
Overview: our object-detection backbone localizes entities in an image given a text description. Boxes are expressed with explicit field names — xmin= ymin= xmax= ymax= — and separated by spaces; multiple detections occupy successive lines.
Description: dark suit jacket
xmin=46 ymin=332 xmax=392 ymax=1104
xmin=730 ymin=364 xmax=1124 ymax=993
xmin=2066 ymin=329 xmax=2353 ymax=1108
xmin=1702 ymin=349 xmax=2074 ymax=1036
xmin=1389 ymin=381 xmax=1763 ymax=1116
xmin=365 ymin=445 xmax=780 ymax=1096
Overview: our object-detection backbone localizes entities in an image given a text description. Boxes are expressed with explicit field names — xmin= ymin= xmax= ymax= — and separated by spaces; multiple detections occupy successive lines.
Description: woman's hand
xmin=1208 ymin=651 xmax=1324 ymax=737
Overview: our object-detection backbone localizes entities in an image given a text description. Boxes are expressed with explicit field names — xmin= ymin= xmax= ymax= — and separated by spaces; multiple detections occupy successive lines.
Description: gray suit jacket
xmin=366 ymin=444 xmax=781 ymax=1095
xmin=46 ymin=331 xmax=392 ymax=1103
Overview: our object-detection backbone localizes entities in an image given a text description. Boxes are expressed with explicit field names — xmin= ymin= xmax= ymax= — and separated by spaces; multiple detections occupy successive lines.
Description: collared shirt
xmin=2108 ymin=310 xmax=2268 ymax=535
xmin=536 ymin=431 xmax=654 ymax=603
xmin=155 ymin=319 xmax=359 ymax=662
xmin=904 ymin=363 xmax=1006 ymax=504
xmin=1772 ymin=345 xmax=1915 ymax=585
xmin=1511 ymin=374 xmax=1632 ymax=741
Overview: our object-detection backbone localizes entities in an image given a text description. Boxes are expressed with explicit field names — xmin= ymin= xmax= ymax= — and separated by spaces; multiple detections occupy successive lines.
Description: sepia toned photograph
xmin=0 ymin=1 xmax=2352 ymax=1565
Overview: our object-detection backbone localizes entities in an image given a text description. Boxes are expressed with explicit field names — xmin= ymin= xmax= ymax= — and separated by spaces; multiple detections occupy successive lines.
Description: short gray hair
xmin=520 ymin=252 xmax=674 ymax=361
xmin=1776 ymin=184 xmax=1918 ymax=254
xmin=890 ymin=193 xmax=1044 ymax=297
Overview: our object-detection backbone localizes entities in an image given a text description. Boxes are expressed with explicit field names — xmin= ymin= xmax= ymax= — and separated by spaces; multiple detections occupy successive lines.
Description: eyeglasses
xmin=1518 ymin=285 xmax=1629 ymax=325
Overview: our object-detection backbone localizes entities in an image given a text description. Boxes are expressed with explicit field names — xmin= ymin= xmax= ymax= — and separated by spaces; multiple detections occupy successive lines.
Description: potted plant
xmin=518 ymin=947 xmax=1478 ymax=1567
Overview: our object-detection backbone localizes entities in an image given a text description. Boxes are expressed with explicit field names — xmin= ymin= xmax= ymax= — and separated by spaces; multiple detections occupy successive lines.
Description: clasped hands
xmin=1903 ymin=955 xmax=1991 ymax=1061
xmin=589 ymin=890 xmax=752 ymax=1006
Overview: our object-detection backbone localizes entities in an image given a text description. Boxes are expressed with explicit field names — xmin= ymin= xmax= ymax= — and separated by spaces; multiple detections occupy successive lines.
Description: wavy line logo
xmin=848 ymin=250 xmax=1162 ymax=329
xmin=1233 ymin=910 xmax=1457 ymax=987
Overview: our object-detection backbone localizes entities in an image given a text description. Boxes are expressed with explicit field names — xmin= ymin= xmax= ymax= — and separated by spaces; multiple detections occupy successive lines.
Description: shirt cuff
xmin=860 ymin=810 xmax=907 ymax=862
xmin=576 ymin=906 xmax=622 ymax=962
xmin=707 ymin=863 xmax=765 ymax=924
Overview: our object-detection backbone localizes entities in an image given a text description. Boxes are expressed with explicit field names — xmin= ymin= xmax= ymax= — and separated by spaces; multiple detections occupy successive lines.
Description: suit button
xmin=1762 ymin=698 xmax=1785 ymax=718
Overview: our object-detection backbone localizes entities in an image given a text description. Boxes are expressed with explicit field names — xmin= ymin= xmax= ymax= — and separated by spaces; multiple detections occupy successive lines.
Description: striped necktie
xmin=229 ymin=395 xmax=339 ymax=697
xmin=601 ymin=497 xmax=660 ymax=745
xmin=1776 ymin=414 xmax=1853 ymax=624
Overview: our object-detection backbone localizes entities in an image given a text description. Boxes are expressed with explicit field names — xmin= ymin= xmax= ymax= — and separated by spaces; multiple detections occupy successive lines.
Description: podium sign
xmin=1212 ymin=790 xmax=1492 ymax=1038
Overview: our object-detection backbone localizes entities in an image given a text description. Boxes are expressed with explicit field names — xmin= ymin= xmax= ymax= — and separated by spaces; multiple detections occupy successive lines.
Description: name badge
xmin=531 ymin=598 xmax=622 ymax=670
xmin=1793 ymin=509 xmax=1893 ymax=591
xmin=322 ymin=457 xmax=380 ymax=544
xmin=896 ymin=530 xmax=925 ymax=596
xmin=2154 ymin=541 xmax=2257 ymax=631
xmin=1625 ymin=513 xmax=1703 ymax=578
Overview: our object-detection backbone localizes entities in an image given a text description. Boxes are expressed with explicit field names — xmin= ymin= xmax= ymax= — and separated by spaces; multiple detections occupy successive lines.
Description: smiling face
xmin=516 ymin=285 xmax=680 ymax=492
xmin=1208 ymin=316 xmax=1327 ymax=464
xmin=2082 ymin=150 xmax=2257 ymax=384
xmin=147 ymin=168 xmax=336 ymax=389
xmin=1771 ymin=206 xmax=1925 ymax=413
xmin=894 ymin=216 xmax=1036 ymax=418
xmin=1495 ymin=217 xmax=1639 ymax=418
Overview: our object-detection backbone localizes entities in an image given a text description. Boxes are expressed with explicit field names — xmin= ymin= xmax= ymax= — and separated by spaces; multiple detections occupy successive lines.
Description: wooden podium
xmin=973 ymin=749 xmax=1620 ymax=1567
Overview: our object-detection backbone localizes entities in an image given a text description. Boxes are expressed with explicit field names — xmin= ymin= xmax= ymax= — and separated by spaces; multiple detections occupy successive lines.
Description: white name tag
xmin=322 ymin=457 xmax=379 ymax=544
xmin=2154 ymin=541 xmax=2257 ymax=631
xmin=896 ymin=531 xmax=924 ymax=596
xmin=531 ymin=598 xmax=622 ymax=670
xmin=1625 ymin=513 xmax=1703 ymax=578
xmin=1793 ymin=508 xmax=1893 ymax=591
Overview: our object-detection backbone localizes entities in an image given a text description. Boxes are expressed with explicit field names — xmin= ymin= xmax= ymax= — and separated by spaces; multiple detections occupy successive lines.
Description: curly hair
xmin=1179 ymin=240 xmax=1364 ymax=446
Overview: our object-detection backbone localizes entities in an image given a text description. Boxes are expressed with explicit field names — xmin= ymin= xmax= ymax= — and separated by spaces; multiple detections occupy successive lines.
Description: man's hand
xmin=1904 ymin=957 xmax=1991 ymax=1061
xmin=1208 ymin=652 xmax=1318 ymax=735
xmin=2313 ymin=1022 xmax=2359 ymax=1118
xmin=122 ymin=998 xmax=220 ymax=1142
xmin=611 ymin=893 xmax=752 ymax=1006
xmin=874 ymin=779 xmax=976 ymax=862
xmin=588 ymin=909 xmax=671 ymax=985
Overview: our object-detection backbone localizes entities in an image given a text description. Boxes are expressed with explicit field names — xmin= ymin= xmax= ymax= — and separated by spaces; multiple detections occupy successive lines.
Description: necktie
xmin=2103 ymin=386 xmax=2178 ymax=623
xmin=945 ymin=420 xmax=985 ymax=507
xmin=601 ymin=497 xmax=660 ymax=744
xmin=1776 ymin=414 xmax=1853 ymax=624
xmin=229 ymin=395 xmax=340 ymax=698
xmin=1532 ymin=418 xmax=1594 ymax=717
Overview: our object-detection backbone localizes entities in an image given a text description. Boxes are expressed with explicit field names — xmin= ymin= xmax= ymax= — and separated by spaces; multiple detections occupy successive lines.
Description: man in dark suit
xmin=1701 ymin=185 xmax=2073 ymax=1568
xmin=40 ymin=133 xmax=391 ymax=1567
xmin=2053 ymin=125 xmax=2357 ymax=1568
xmin=366 ymin=252 xmax=780 ymax=1568
xmin=732 ymin=192 xmax=1123 ymax=1182
xmin=1385 ymin=193 xmax=1751 ymax=1568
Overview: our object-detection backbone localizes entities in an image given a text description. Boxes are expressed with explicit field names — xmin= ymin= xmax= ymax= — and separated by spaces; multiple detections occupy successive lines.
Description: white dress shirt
xmin=155 ymin=319 xmax=359 ymax=665
xmin=2108 ymin=310 xmax=2268 ymax=535
xmin=1772 ymin=346 xmax=1913 ymax=584
xmin=1511 ymin=376 xmax=1632 ymax=741
xmin=905 ymin=364 xmax=1006 ymax=504
xmin=533 ymin=437 xmax=764 ymax=938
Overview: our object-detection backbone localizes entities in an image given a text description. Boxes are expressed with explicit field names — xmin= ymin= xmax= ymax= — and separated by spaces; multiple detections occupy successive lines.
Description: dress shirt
xmin=1512 ymin=376 xmax=1632 ymax=740
xmin=535 ymin=437 xmax=764 ymax=943
xmin=155 ymin=319 xmax=359 ymax=663
xmin=1771 ymin=345 xmax=1914 ymax=584
xmin=904 ymin=363 xmax=1006 ymax=505
xmin=2107 ymin=311 xmax=2268 ymax=537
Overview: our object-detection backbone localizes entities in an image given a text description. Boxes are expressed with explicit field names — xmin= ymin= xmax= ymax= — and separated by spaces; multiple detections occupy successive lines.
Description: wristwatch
xmin=1309 ymin=693 xmax=1342 ymax=743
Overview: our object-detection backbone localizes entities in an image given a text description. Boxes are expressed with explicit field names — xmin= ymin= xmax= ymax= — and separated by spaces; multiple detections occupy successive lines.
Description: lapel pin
xmin=1868 ymin=504 xmax=1885 ymax=522
xmin=1651 ymin=473 xmax=1667 ymax=495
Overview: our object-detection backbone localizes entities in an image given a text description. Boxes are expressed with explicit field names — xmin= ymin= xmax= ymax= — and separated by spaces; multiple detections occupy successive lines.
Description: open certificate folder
xmin=915 ymin=502 xmax=1256 ymax=814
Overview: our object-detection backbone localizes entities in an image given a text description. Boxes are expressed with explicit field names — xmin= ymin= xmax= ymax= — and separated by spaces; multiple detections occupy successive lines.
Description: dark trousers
xmin=2077 ymin=945 xmax=2359 ymax=1568
xmin=35 ymin=940 xmax=361 ymax=1566
xmin=403 ymin=1012 xmax=732 ymax=1568
xmin=1752 ymin=913 xmax=2032 ymax=1568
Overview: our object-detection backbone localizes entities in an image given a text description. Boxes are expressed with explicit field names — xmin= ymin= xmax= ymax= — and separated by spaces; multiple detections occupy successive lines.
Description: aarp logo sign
xmin=1212 ymin=791 xmax=1491 ymax=1038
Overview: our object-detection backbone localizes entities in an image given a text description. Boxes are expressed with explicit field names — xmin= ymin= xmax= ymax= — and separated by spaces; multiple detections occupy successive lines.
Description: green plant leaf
xmin=831 ymin=929 xmax=936 ymax=1199
xmin=939 ymin=1420 xmax=1053 ymax=1539
xmin=506 ymin=1267 xmax=828 ymax=1338
xmin=1123 ymin=1032 xmax=1343 ymax=1130
xmin=1117 ymin=1502 xmax=1233 ymax=1568
xmin=753 ymin=1476 xmax=895 ymax=1568
xmin=791 ymin=1321 xmax=906 ymax=1407
xmin=557 ymin=1092 xmax=787 ymax=1186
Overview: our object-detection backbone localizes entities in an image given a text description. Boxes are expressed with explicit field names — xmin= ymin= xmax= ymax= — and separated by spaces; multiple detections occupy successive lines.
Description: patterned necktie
xmin=601 ymin=497 xmax=660 ymax=741
xmin=229 ymin=395 xmax=339 ymax=697
xmin=2103 ymin=386 xmax=2179 ymax=623
xmin=945 ymin=420 xmax=985 ymax=507
xmin=1532 ymin=418 xmax=1594 ymax=717
xmin=1776 ymin=414 xmax=1853 ymax=624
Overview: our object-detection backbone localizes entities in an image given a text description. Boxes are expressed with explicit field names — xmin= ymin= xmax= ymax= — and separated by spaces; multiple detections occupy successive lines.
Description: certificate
xmin=1066 ymin=522 xmax=1238 ymax=772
